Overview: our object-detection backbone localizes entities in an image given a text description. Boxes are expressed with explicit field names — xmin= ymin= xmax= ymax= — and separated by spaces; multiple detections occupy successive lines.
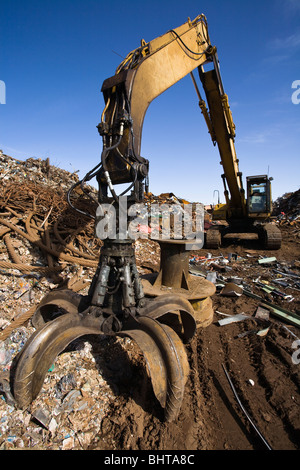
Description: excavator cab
xmin=246 ymin=175 xmax=272 ymax=217
xmin=207 ymin=173 xmax=281 ymax=249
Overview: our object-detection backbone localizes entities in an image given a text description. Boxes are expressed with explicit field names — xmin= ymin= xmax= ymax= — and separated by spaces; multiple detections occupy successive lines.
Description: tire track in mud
xmin=195 ymin=318 xmax=300 ymax=450
xmin=152 ymin=340 xmax=210 ymax=451
xmin=191 ymin=322 xmax=256 ymax=450
xmin=89 ymin=314 xmax=299 ymax=451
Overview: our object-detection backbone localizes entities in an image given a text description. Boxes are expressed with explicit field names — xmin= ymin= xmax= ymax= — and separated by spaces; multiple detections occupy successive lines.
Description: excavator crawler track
xmin=261 ymin=223 xmax=282 ymax=250
xmin=205 ymin=227 xmax=222 ymax=249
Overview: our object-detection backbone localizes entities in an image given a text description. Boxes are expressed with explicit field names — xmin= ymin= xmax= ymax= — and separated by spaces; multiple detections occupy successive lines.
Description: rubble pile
xmin=0 ymin=150 xmax=99 ymax=225
xmin=0 ymin=153 xmax=184 ymax=449
xmin=0 ymin=152 xmax=104 ymax=337
xmin=143 ymin=191 xmax=212 ymax=237
xmin=144 ymin=192 xmax=190 ymax=205
xmin=0 ymin=153 xmax=111 ymax=449
xmin=273 ymin=189 xmax=300 ymax=226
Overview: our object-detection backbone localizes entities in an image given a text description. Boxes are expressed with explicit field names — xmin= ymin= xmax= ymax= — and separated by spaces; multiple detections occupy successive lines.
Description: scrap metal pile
xmin=0 ymin=152 xmax=104 ymax=339
xmin=0 ymin=153 xmax=108 ymax=448
xmin=0 ymin=152 xmax=204 ymax=449
xmin=0 ymin=152 xmax=167 ymax=449
xmin=273 ymin=189 xmax=300 ymax=226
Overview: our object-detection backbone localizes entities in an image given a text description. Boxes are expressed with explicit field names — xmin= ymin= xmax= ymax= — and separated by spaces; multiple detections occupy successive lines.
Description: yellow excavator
xmin=193 ymin=52 xmax=281 ymax=249
xmin=96 ymin=13 xmax=281 ymax=250
xmin=11 ymin=15 xmax=280 ymax=423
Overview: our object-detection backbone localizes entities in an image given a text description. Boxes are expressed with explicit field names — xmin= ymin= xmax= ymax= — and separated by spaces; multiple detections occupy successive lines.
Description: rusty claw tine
xmin=140 ymin=294 xmax=197 ymax=343
xmin=13 ymin=312 xmax=104 ymax=409
xmin=119 ymin=316 xmax=189 ymax=422
xmin=31 ymin=289 xmax=86 ymax=328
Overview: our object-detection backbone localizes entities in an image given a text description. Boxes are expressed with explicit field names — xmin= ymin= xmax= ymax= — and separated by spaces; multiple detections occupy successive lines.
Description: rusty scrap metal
xmin=0 ymin=178 xmax=99 ymax=339
xmin=0 ymin=215 xmax=98 ymax=268
xmin=0 ymin=275 xmax=91 ymax=342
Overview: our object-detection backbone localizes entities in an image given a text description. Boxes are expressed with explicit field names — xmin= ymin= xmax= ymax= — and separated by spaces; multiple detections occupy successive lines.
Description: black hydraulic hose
xmin=222 ymin=364 xmax=273 ymax=450
xmin=115 ymin=148 xmax=138 ymax=197
xmin=68 ymin=89 xmax=137 ymax=213
xmin=67 ymin=160 xmax=104 ymax=219
xmin=67 ymin=180 xmax=95 ymax=219
xmin=168 ymin=28 xmax=211 ymax=57
xmin=101 ymin=136 xmax=123 ymax=203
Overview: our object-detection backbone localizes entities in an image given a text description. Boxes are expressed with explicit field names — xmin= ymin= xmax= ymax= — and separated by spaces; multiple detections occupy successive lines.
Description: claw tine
xmin=119 ymin=316 xmax=189 ymax=422
xmin=141 ymin=294 xmax=197 ymax=343
xmin=31 ymin=289 xmax=85 ymax=328
xmin=13 ymin=313 xmax=103 ymax=409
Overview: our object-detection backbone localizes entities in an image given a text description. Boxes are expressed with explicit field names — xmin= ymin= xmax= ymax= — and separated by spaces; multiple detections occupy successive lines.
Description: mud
xmin=90 ymin=227 xmax=300 ymax=451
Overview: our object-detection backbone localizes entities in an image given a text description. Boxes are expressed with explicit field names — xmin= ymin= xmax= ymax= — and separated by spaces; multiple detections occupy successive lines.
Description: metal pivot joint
xmin=88 ymin=239 xmax=145 ymax=325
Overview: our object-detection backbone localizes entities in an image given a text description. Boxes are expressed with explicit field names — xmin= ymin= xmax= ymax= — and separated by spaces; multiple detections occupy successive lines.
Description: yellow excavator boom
xmin=98 ymin=15 xmax=213 ymax=193
xmin=98 ymin=14 xmax=246 ymax=218
xmin=97 ymin=14 xmax=281 ymax=248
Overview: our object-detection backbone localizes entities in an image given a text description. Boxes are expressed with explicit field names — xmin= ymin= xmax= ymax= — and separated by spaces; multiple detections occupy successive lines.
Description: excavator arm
xmin=97 ymin=14 xmax=214 ymax=201
xmin=97 ymin=13 xmax=247 ymax=221
xmin=96 ymin=14 xmax=279 ymax=249
xmin=197 ymin=56 xmax=247 ymax=218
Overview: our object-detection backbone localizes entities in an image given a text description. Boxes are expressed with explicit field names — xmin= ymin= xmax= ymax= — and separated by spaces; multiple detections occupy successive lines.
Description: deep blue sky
xmin=1 ymin=0 xmax=299 ymax=204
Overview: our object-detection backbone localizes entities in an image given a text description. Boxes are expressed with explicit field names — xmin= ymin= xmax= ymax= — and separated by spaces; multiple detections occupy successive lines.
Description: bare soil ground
xmin=91 ymin=226 xmax=300 ymax=451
